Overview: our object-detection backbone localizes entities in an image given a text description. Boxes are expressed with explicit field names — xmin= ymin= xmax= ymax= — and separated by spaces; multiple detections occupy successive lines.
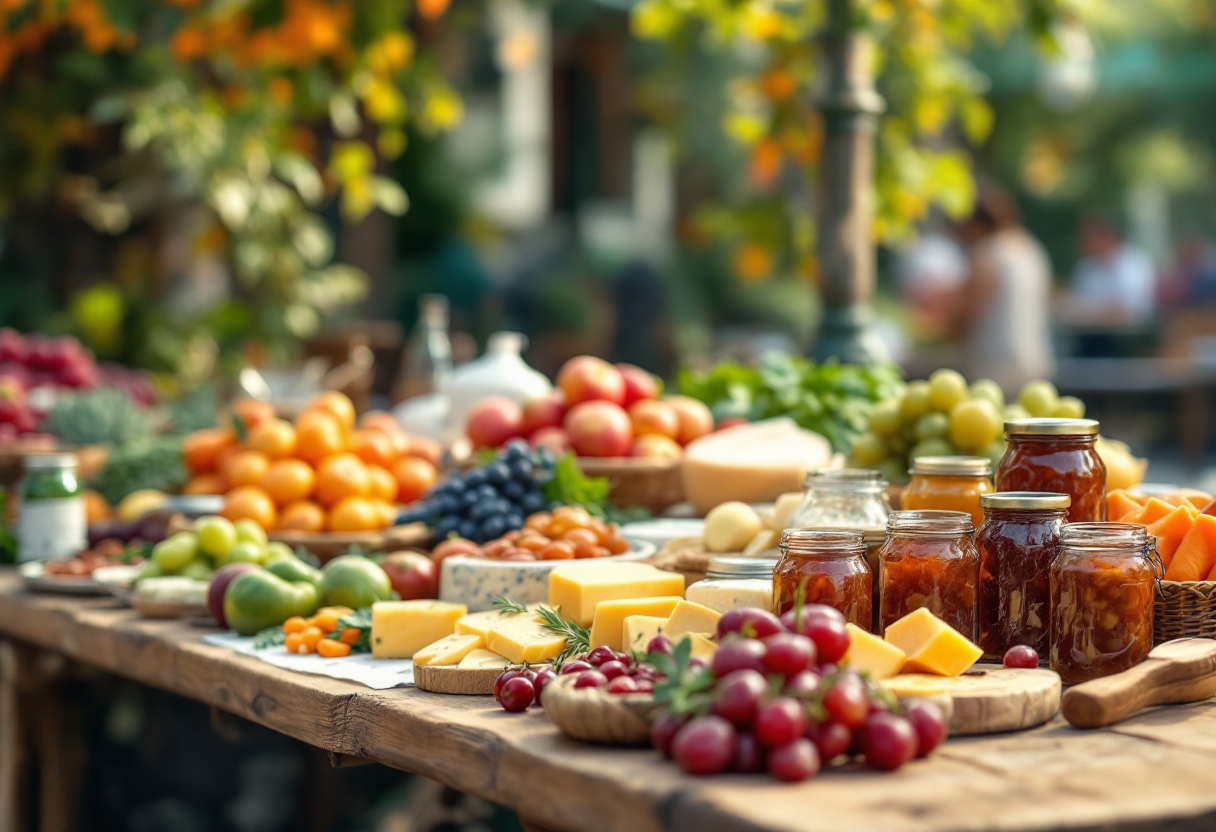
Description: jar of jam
xmin=902 ymin=456 xmax=994 ymax=528
xmin=1050 ymin=523 xmax=1157 ymax=684
xmin=976 ymin=492 xmax=1071 ymax=659
xmin=878 ymin=510 xmax=978 ymax=639
xmin=775 ymin=529 xmax=872 ymax=629
xmin=996 ymin=418 xmax=1106 ymax=524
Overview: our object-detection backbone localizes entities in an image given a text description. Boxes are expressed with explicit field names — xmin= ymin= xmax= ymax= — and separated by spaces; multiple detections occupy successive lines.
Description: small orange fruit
xmin=221 ymin=449 xmax=271 ymax=489
xmin=221 ymin=485 xmax=277 ymax=530
xmin=182 ymin=429 xmax=235 ymax=474
xmin=260 ymin=458 xmax=316 ymax=505
xmin=277 ymin=499 xmax=326 ymax=533
xmin=367 ymin=464 xmax=398 ymax=502
xmin=231 ymin=399 xmax=276 ymax=431
xmin=392 ymin=456 xmax=438 ymax=504
xmin=373 ymin=499 xmax=398 ymax=526
xmin=247 ymin=418 xmax=297 ymax=459
xmin=182 ymin=473 xmax=228 ymax=496
xmin=327 ymin=496 xmax=382 ymax=532
xmin=406 ymin=435 xmax=442 ymax=467
xmin=358 ymin=410 xmax=400 ymax=434
xmin=305 ymin=391 xmax=356 ymax=432
xmin=350 ymin=428 xmax=399 ymax=469
xmin=84 ymin=490 xmax=112 ymax=522
xmin=295 ymin=410 xmax=346 ymax=465
xmin=314 ymin=452 xmax=371 ymax=506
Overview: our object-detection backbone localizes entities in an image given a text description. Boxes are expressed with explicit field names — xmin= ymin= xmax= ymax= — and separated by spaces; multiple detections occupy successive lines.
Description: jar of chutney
xmin=996 ymin=418 xmax=1105 ymax=524
xmin=775 ymin=529 xmax=872 ymax=630
xmin=878 ymin=510 xmax=979 ymax=639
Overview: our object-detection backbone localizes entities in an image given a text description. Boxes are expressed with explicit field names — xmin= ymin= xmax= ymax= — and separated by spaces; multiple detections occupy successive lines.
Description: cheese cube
xmin=663 ymin=599 xmax=722 ymax=638
xmin=684 ymin=633 xmax=718 ymax=660
xmin=485 ymin=614 xmax=567 ymax=664
xmin=883 ymin=608 xmax=982 ymax=677
xmin=590 ymin=597 xmax=682 ymax=651
xmin=842 ymin=623 xmax=906 ymax=681
xmin=455 ymin=605 xmax=541 ymax=639
xmin=412 ymin=634 xmax=484 ymax=667
xmin=623 ymin=615 xmax=668 ymax=654
xmin=371 ymin=601 xmax=466 ymax=659
xmin=458 ymin=648 xmax=511 ymax=669
xmin=549 ymin=563 xmax=686 ymax=627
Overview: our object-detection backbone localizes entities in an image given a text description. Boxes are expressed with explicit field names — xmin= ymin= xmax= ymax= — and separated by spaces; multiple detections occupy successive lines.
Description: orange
xmin=182 ymin=429 xmax=235 ymax=474
xmin=277 ymin=500 xmax=326 ymax=533
xmin=367 ymin=465 xmax=398 ymax=502
xmin=260 ymin=458 xmax=316 ymax=505
xmin=182 ymin=473 xmax=228 ymax=496
xmin=327 ymin=496 xmax=382 ymax=532
xmin=373 ymin=499 xmax=398 ymax=526
xmin=358 ymin=410 xmax=401 ymax=434
xmin=231 ymin=399 xmax=276 ymax=431
xmin=350 ymin=428 xmax=399 ymax=469
xmin=405 ymin=435 xmax=442 ymax=467
xmin=221 ymin=485 xmax=277 ymax=530
xmin=294 ymin=409 xmax=346 ymax=465
xmin=221 ymin=449 xmax=271 ymax=489
xmin=305 ymin=391 xmax=356 ymax=431
xmin=314 ymin=453 xmax=371 ymax=506
xmin=247 ymin=418 xmax=297 ymax=460
xmin=392 ymin=456 xmax=438 ymax=504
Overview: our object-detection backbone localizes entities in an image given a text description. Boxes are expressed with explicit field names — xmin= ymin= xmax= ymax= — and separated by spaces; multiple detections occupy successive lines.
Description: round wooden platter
xmin=883 ymin=665 xmax=1061 ymax=736
xmin=413 ymin=662 xmax=550 ymax=696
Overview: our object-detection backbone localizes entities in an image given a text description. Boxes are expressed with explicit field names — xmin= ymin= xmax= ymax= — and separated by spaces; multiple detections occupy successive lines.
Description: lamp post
xmin=811 ymin=0 xmax=888 ymax=364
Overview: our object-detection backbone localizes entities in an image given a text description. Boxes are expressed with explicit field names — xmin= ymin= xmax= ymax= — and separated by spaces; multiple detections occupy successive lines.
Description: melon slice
xmin=1167 ymin=515 xmax=1216 ymax=581
xmin=1147 ymin=504 xmax=1199 ymax=568
xmin=1107 ymin=491 xmax=1142 ymax=523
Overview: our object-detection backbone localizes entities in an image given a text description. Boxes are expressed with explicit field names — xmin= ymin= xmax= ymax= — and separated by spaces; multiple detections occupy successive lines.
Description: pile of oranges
xmin=180 ymin=392 xmax=441 ymax=534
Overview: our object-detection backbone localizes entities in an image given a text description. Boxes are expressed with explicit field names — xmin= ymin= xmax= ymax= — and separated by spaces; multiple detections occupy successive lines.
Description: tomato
xmin=315 ymin=453 xmax=371 ymax=506
xmin=260 ymin=458 xmax=316 ymax=505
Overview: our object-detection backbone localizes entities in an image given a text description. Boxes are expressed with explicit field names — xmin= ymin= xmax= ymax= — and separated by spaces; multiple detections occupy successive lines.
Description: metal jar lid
xmin=706 ymin=556 xmax=778 ymax=580
xmin=24 ymin=453 xmax=79 ymax=471
xmin=1004 ymin=418 xmax=1100 ymax=437
xmin=979 ymin=491 xmax=1072 ymax=510
xmin=909 ymin=455 xmax=992 ymax=477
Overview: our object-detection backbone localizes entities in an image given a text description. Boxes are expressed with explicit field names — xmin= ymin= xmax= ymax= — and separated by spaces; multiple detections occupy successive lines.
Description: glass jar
xmin=17 ymin=453 xmax=86 ymax=562
xmin=1050 ymin=523 xmax=1156 ymax=685
xmin=774 ymin=529 xmax=872 ymax=629
xmin=996 ymin=419 xmax=1106 ymax=524
xmin=686 ymin=557 xmax=777 ymax=614
xmin=878 ymin=510 xmax=979 ymax=639
xmin=976 ymin=492 xmax=1071 ymax=659
xmin=902 ymin=456 xmax=994 ymax=528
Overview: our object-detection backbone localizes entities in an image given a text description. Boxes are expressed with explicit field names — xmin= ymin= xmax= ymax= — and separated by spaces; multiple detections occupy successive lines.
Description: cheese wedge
xmin=590 ymin=597 xmax=682 ymax=651
xmin=684 ymin=632 xmax=718 ymax=660
xmin=883 ymin=608 xmax=982 ymax=677
xmin=458 ymin=648 xmax=512 ymax=670
xmin=663 ymin=599 xmax=722 ymax=638
xmin=842 ymin=623 xmax=906 ymax=681
xmin=624 ymin=615 xmax=668 ymax=654
xmin=455 ymin=605 xmax=541 ymax=639
xmin=549 ymin=563 xmax=686 ymax=627
xmin=412 ymin=634 xmax=484 ymax=667
xmin=485 ymin=614 xmax=567 ymax=664
xmin=371 ymin=600 xmax=467 ymax=659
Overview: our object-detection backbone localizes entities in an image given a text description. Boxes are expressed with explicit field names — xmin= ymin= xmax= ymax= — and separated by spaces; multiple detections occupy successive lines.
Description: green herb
xmin=89 ymin=437 xmax=189 ymax=505
xmin=649 ymin=638 xmax=716 ymax=716
xmin=253 ymin=626 xmax=287 ymax=650
xmin=493 ymin=596 xmax=529 ymax=615
xmin=490 ymin=596 xmax=590 ymax=668
xmin=44 ymin=387 xmax=160 ymax=448
xmin=542 ymin=454 xmax=610 ymax=511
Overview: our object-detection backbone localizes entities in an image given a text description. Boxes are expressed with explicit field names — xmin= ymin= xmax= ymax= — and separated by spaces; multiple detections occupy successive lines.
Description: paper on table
xmin=204 ymin=632 xmax=414 ymax=690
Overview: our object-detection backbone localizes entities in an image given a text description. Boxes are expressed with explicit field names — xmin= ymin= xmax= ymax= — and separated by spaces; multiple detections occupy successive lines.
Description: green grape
xmin=235 ymin=518 xmax=268 ymax=546
xmin=900 ymin=380 xmax=932 ymax=421
xmin=1003 ymin=403 xmax=1031 ymax=422
xmin=181 ymin=559 xmax=214 ymax=581
xmin=152 ymin=532 xmax=198 ymax=573
xmin=887 ymin=433 xmax=910 ymax=457
xmin=223 ymin=541 xmax=267 ymax=566
xmin=969 ymin=379 xmax=1005 ymax=410
xmin=980 ymin=439 xmax=1007 ymax=471
xmin=266 ymin=541 xmax=294 ymax=561
xmin=137 ymin=561 xmax=164 ymax=581
xmin=928 ymin=369 xmax=968 ymax=412
xmin=910 ymin=438 xmax=955 ymax=461
xmin=949 ymin=399 xmax=1001 ymax=452
xmin=852 ymin=432 xmax=888 ymax=466
xmin=1052 ymin=396 xmax=1086 ymax=419
xmin=1018 ymin=379 xmax=1059 ymax=418
xmin=194 ymin=516 xmax=237 ymax=559
xmin=914 ymin=412 xmax=951 ymax=442
xmin=876 ymin=458 xmax=910 ymax=486
xmin=868 ymin=399 xmax=904 ymax=437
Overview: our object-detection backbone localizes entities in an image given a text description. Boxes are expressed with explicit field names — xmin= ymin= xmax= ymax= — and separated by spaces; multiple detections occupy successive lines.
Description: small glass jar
xmin=996 ymin=419 xmax=1106 ymax=524
xmin=787 ymin=469 xmax=892 ymax=532
xmin=976 ymin=492 xmax=1071 ymax=659
xmin=18 ymin=453 xmax=86 ymax=562
xmin=878 ymin=510 xmax=979 ymax=639
xmin=1050 ymin=523 xmax=1156 ymax=685
xmin=902 ymin=456 xmax=994 ymax=528
xmin=686 ymin=557 xmax=777 ymax=614
xmin=774 ymin=529 xmax=872 ymax=629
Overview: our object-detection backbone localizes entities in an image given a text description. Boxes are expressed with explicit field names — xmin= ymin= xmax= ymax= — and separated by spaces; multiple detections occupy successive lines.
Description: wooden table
xmin=4 ymin=570 xmax=1216 ymax=832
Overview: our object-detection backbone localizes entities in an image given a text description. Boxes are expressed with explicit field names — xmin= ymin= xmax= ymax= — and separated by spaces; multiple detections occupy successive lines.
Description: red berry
xmin=633 ymin=663 xmax=660 ymax=682
xmin=651 ymin=711 xmax=689 ymax=757
xmin=710 ymin=638 xmax=767 ymax=677
xmin=783 ymin=670 xmax=821 ymax=698
xmin=904 ymin=700 xmax=948 ymax=757
xmin=822 ymin=677 xmax=869 ymax=728
xmin=710 ymin=669 xmax=768 ymax=726
xmin=780 ymin=604 xmax=845 ymax=636
xmin=806 ymin=619 xmax=850 ymax=664
xmin=762 ymin=632 xmax=816 ymax=677
xmin=607 ymin=675 xmax=639 ymax=694
xmin=586 ymin=645 xmax=616 ymax=667
xmin=533 ymin=669 xmax=558 ymax=707
xmin=499 ymin=677 xmax=535 ymax=712
xmin=859 ymin=713 xmax=918 ymax=771
xmin=671 ymin=716 xmax=737 ymax=776
xmin=599 ymin=660 xmax=628 ymax=680
xmin=561 ymin=660 xmax=593 ymax=675
xmin=574 ymin=670 xmax=608 ymax=689
xmin=805 ymin=719 xmax=853 ymax=762
xmin=1003 ymin=645 xmax=1039 ymax=669
xmin=634 ymin=679 xmax=654 ymax=693
xmin=647 ymin=634 xmax=674 ymax=656
xmin=766 ymin=738 xmax=820 ymax=783
xmin=494 ymin=669 xmax=524 ymax=701
xmin=729 ymin=731 xmax=765 ymax=773
xmin=754 ymin=697 xmax=808 ymax=748
xmin=718 ymin=608 xmax=784 ymax=641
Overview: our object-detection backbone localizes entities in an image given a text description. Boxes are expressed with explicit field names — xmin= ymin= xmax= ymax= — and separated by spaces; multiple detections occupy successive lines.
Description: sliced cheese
xmin=590 ymin=597 xmax=682 ymax=652
xmin=624 ymin=615 xmax=669 ymax=654
xmin=371 ymin=600 xmax=467 ymax=659
xmin=549 ymin=563 xmax=686 ymax=627
xmin=764 ymin=492 xmax=805 ymax=532
xmin=883 ymin=608 xmax=982 ymax=677
xmin=663 ymin=599 xmax=723 ymax=638
xmin=485 ymin=614 xmax=567 ymax=664
xmin=685 ymin=578 xmax=774 ymax=614
xmin=842 ymin=623 xmax=905 ymax=681
xmin=458 ymin=648 xmax=512 ymax=670
xmin=743 ymin=529 xmax=781 ymax=557
xmin=684 ymin=632 xmax=718 ymax=660
xmin=412 ymin=633 xmax=484 ymax=667
xmin=455 ymin=605 xmax=541 ymax=639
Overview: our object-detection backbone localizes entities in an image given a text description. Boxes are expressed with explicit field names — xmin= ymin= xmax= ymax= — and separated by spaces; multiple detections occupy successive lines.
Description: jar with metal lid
xmin=685 ymin=557 xmax=776 ymax=614
xmin=901 ymin=456 xmax=994 ymax=528
xmin=996 ymin=418 xmax=1106 ymax=524
xmin=878 ymin=510 xmax=978 ymax=638
xmin=787 ymin=469 xmax=891 ymax=532
xmin=17 ymin=453 xmax=86 ymax=562
xmin=774 ymin=529 xmax=872 ymax=629
xmin=1050 ymin=523 xmax=1157 ymax=684
xmin=976 ymin=492 xmax=1071 ymax=659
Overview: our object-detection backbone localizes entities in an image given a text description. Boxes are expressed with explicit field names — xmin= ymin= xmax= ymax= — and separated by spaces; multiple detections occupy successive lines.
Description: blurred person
xmin=897 ymin=231 xmax=968 ymax=339
xmin=1064 ymin=215 xmax=1157 ymax=325
xmin=952 ymin=182 xmax=1055 ymax=393
xmin=1161 ymin=233 xmax=1216 ymax=307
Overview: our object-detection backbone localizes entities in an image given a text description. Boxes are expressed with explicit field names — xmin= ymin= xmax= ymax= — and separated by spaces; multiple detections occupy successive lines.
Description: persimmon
xmin=276 ymin=499 xmax=326 ymax=533
xmin=182 ymin=429 xmax=235 ymax=474
xmin=220 ymin=485 xmax=277 ymax=530
xmin=260 ymin=458 xmax=316 ymax=505
xmin=327 ymin=496 xmax=382 ymax=532
xmin=295 ymin=410 xmax=346 ymax=465
xmin=314 ymin=453 xmax=370 ymax=506
xmin=391 ymin=456 xmax=437 ymax=504
xmin=247 ymin=418 xmax=297 ymax=459
xmin=221 ymin=449 xmax=271 ymax=489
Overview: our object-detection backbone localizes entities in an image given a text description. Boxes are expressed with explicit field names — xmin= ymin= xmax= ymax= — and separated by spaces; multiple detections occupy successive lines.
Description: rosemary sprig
xmin=493 ymin=596 xmax=529 ymax=615
xmin=535 ymin=604 xmax=590 ymax=669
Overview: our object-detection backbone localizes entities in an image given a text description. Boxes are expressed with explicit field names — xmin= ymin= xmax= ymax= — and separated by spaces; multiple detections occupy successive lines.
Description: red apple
xmin=208 ymin=562 xmax=261 ymax=628
xmin=24 ymin=334 xmax=52 ymax=370
xmin=521 ymin=390 xmax=568 ymax=436
xmin=465 ymin=397 xmax=523 ymax=449
xmin=664 ymin=396 xmax=715 ymax=445
xmin=717 ymin=416 xmax=749 ymax=431
xmin=530 ymin=426 xmax=571 ymax=455
xmin=564 ymin=401 xmax=633 ymax=457
xmin=628 ymin=399 xmax=680 ymax=440
xmin=0 ymin=329 xmax=25 ymax=364
xmin=557 ymin=356 xmax=625 ymax=406
xmin=406 ymin=435 xmax=443 ymax=467
xmin=631 ymin=434 xmax=683 ymax=460
xmin=0 ymin=363 xmax=30 ymax=390
xmin=381 ymin=551 xmax=438 ymax=600
xmin=617 ymin=363 xmax=659 ymax=406
xmin=0 ymin=376 xmax=24 ymax=406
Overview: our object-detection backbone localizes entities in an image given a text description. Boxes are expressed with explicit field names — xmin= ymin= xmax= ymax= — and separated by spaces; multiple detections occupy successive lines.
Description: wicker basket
xmin=1154 ymin=580 xmax=1216 ymax=644
xmin=576 ymin=457 xmax=684 ymax=515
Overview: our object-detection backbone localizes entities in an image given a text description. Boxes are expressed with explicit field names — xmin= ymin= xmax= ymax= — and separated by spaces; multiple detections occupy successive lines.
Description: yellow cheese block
xmin=590 ymin=597 xmax=682 ymax=651
xmin=455 ymin=605 xmax=541 ymax=639
xmin=412 ymin=633 xmax=484 ymax=667
xmin=549 ymin=563 xmax=686 ymax=627
xmin=684 ymin=632 xmax=718 ymax=660
xmin=623 ymin=615 xmax=668 ymax=654
xmin=880 ymin=674 xmax=953 ymax=698
xmin=842 ymin=623 xmax=906 ymax=681
xmin=371 ymin=600 xmax=467 ymax=659
xmin=458 ymin=648 xmax=512 ymax=669
xmin=485 ymin=614 xmax=567 ymax=664
xmin=663 ymin=599 xmax=723 ymax=638
xmin=883 ymin=608 xmax=982 ymax=677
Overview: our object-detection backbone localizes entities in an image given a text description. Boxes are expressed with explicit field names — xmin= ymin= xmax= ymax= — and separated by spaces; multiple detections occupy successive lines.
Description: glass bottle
xmin=18 ymin=453 xmax=86 ymax=562
xmin=774 ymin=529 xmax=872 ymax=629
xmin=396 ymin=294 xmax=453 ymax=402
xmin=996 ymin=418 xmax=1106 ymax=524
xmin=902 ymin=456 xmax=994 ymax=528
xmin=878 ymin=510 xmax=979 ymax=639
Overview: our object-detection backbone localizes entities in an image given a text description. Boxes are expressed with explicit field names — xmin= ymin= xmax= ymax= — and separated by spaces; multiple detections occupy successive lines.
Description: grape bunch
xmin=852 ymin=370 xmax=1087 ymax=484
xmin=494 ymin=644 xmax=668 ymax=713
xmin=400 ymin=440 xmax=556 ymax=544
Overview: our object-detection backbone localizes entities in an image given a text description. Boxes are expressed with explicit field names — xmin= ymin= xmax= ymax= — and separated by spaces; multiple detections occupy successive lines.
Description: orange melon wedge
xmin=1107 ymin=490 xmax=1143 ymax=523
xmin=1147 ymin=504 xmax=1198 ymax=568
xmin=1167 ymin=515 xmax=1216 ymax=581
xmin=1137 ymin=498 xmax=1178 ymax=527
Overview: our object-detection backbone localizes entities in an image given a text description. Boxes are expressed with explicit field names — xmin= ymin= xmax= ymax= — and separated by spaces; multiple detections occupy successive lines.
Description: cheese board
xmin=414 ymin=662 xmax=514 ymax=695
xmin=882 ymin=665 xmax=1062 ymax=735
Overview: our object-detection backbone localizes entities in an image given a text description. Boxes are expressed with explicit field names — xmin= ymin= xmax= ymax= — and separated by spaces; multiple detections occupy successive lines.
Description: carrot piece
xmin=1169 ymin=515 xmax=1216 ymax=581
xmin=339 ymin=627 xmax=362 ymax=645
xmin=317 ymin=639 xmax=352 ymax=658
xmin=1107 ymin=491 xmax=1142 ymax=522
xmin=1147 ymin=505 xmax=1199 ymax=568
xmin=1137 ymin=498 xmax=1178 ymax=527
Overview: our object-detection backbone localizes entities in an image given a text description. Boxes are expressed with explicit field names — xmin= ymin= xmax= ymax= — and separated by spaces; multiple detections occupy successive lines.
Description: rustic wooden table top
xmin=2 ymin=568 xmax=1216 ymax=832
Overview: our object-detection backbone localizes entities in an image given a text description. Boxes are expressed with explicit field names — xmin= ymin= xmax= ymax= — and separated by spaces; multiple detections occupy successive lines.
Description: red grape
xmin=633 ymin=664 xmax=660 ymax=682
xmin=859 ymin=713 xmax=918 ymax=771
xmin=904 ymin=700 xmax=948 ymax=757
xmin=730 ymin=731 xmax=765 ymax=773
xmin=867 ymin=698 xmax=891 ymax=716
xmin=499 ymin=677 xmax=535 ymax=712
xmin=783 ymin=670 xmax=821 ymax=698
xmin=494 ymin=669 xmax=524 ymax=701
xmin=805 ymin=719 xmax=852 ymax=762
xmin=762 ymin=632 xmax=816 ymax=677
xmin=651 ymin=711 xmax=689 ymax=757
xmin=647 ymin=634 xmax=674 ymax=656
xmin=671 ymin=716 xmax=737 ymax=776
xmin=688 ymin=657 xmax=708 ymax=673
xmin=710 ymin=669 xmax=768 ymax=726
xmin=754 ymin=697 xmax=808 ymax=748
xmin=634 ymin=679 xmax=654 ymax=693
xmin=822 ymin=677 xmax=869 ymax=728
xmin=780 ymin=605 xmax=845 ymax=637
xmin=718 ymin=608 xmax=785 ymax=641
xmin=766 ymin=738 xmax=820 ymax=783
xmin=574 ymin=670 xmax=608 ymax=689
xmin=586 ymin=645 xmax=617 ymax=667
xmin=1003 ymin=645 xmax=1039 ymax=669
xmin=607 ymin=675 xmax=639 ymax=694
xmin=561 ymin=660 xmax=593 ymax=675
xmin=711 ymin=638 xmax=768 ymax=677
xmin=806 ymin=619 xmax=851 ymax=664
xmin=533 ymin=669 xmax=558 ymax=707
xmin=599 ymin=660 xmax=628 ymax=680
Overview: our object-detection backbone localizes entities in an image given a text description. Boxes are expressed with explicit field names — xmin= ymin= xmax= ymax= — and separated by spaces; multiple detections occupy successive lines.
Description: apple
xmin=0 ymin=376 xmax=24 ymax=406
xmin=207 ymin=562 xmax=261 ymax=628
xmin=0 ymin=363 xmax=29 ymax=389
xmin=557 ymin=356 xmax=625 ymax=407
xmin=0 ymin=329 xmax=25 ymax=363
xmin=521 ymin=390 xmax=567 ymax=437
xmin=529 ymin=426 xmax=571 ymax=455
xmin=617 ymin=364 xmax=659 ymax=406
xmin=381 ymin=551 xmax=438 ymax=600
xmin=564 ymin=400 xmax=633 ymax=457
xmin=631 ymin=434 xmax=683 ymax=460
xmin=664 ymin=395 xmax=715 ymax=445
xmin=24 ymin=334 xmax=52 ymax=370
xmin=717 ymin=416 xmax=749 ymax=431
xmin=628 ymin=399 xmax=680 ymax=440
xmin=465 ymin=396 xmax=523 ymax=449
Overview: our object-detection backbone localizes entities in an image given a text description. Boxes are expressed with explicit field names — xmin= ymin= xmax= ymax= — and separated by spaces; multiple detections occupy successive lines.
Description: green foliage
xmin=89 ymin=437 xmax=189 ymax=505
xmin=43 ymin=388 xmax=160 ymax=447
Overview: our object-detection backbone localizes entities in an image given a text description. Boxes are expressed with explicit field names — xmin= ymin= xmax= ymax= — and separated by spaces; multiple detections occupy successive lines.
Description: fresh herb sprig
xmin=493 ymin=596 xmax=529 ymax=615
xmin=649 ymin=638 xmax=715 ymax=716
xmin=492 ymin=596 xmax=590 ymax=669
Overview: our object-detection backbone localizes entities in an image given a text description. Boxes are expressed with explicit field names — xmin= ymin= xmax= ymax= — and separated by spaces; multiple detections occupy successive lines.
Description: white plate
xmin=92 ymin=564 xmax=143 ymax=603
xmin=18 ymin=561 xmax=110 ymax=596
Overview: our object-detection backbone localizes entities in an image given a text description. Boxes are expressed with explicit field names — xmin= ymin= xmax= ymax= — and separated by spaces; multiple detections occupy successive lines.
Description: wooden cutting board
xmin=882 ymin=665 xmax=1062 ymax=735
xmin=414 ymin=663 xmax=554 ymax=695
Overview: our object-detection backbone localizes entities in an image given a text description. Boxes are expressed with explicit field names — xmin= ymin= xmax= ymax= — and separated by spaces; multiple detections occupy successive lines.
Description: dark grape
xmin=533 ymin=669 xmax=558 ymax=707
xmin=466 ymin=469 xmax=487 ymax=488
xmin=445 ymin=477 xmax=467 ymax=495
xmin=647 ymin=634 xmax=674 ymax=657
xmin=503 ymin=481 xmax=525 ymax=500
xmin=761 ymin=633 xmax=816 ymax=678
xmin=754 ymin=697 xmax=808 ymax=748
xmin=650 ymin=711 xmax=689 ymax=757
xmin=484 ymin=462 xmax=510 ymax=485
xmin=458 ymin=520 xmax=480 ymax=541
xmin=779 ymin=604 xmax=845 ymax=636
xmin=494 ymin=669 xmax=525 ymax=702
xmin=822 ymin=677 xmax=869 ymax=728
xmin=710 ymin=669 xmax=768 ymax=726
xmin=671 ymin=716 xmax=736 ymax=776
xmin=783 ymin=670 xmax=821 ymax=698
xmin=859 ymin=713 xmax=918 ymax=771
xmin=904 ymin=700 xmax=947 ymax=757
xmin=767 ymin=739 xmax=820 ymax=782
xmin=498 ymin=677 xmax=535 ymax=712
xmin=718 ymin=608 xmax=785 ymax=641
xmin=504 ymin=440 xmax=529 ymax=460
xmin=521 ymin=492 xmax=546 ymax=514
xmin=480 ymin=516 xmax=507 ymax=541
xmin=469 ymin=502 xmax=491 ymax=522
xmin=710 ymin=638 xmax=768 ymax=677
xmin=504 ymin=512 xmax=525 ymax=531
xmin=460 ymin=490 xmax=480 ymax=510
xmin=1003 ymin=645 xmax=1039 ymax=669
xmin=729 ymin=732 xmax=765 ymax=773
xmin=434 ymin=516 xmax=461 ymax=538
xmin=599 ymin=660 xmax=628 ymax=681
xmin=805 ymin=719 xmax=853 ymax=762
xmin=509 ymin=458 xmax=534 ymax=481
